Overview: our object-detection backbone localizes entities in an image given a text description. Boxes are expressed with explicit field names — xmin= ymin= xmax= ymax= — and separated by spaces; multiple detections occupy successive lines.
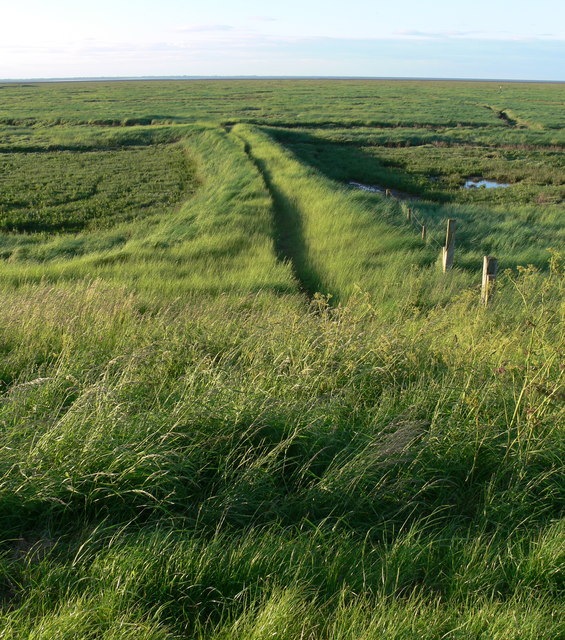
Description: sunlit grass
xmin=0 ymin=80 xmax=563 ymax=638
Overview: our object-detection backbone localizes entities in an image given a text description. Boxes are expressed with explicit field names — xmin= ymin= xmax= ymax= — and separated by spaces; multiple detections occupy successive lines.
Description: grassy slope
xmin=236 ymin=125 xmax=421 ymax=295
xmin=0 ymin=268 xmax=563 ymax=639
xmin=0 ymin=82 xmax=563 ymax=638
xmin=264 ymin=126 xmax=565 ymax=270
xmin=0 ymin=125 xmax=295 ymax=296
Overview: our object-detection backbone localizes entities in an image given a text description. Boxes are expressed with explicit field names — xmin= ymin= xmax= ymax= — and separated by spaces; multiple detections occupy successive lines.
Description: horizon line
xmin=1 ymin=75 xmax=564 ymax=84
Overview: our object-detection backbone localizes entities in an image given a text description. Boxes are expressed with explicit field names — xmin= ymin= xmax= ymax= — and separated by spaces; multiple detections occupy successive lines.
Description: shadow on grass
xmin=241 ymin=140 xmax=330 ymax=300
xmin=263 ymin=128 xmax=447 ymax=202
xmin=262 ymin=129 xmax=558 ymax=272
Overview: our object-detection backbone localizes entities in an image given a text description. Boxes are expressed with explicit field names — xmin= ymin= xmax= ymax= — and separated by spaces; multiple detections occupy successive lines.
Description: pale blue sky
xmin=1 ymin=0 xmax=564 ymax=79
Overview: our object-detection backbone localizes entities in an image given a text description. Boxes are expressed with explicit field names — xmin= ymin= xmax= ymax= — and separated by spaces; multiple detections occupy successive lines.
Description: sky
xmin=1 ymin=0 xmax=564 ymax=80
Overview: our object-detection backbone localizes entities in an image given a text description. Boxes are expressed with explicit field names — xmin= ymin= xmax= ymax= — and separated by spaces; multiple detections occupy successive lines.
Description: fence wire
xmin=398 ymin=200 xmax=444 ymax=249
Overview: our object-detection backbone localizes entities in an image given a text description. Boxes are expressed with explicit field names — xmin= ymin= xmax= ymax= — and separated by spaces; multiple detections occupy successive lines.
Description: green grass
xmin=0 ymin=125 xmax=296 ymax=296
xmin=0 ymin=271 xmax=563 ymax=638
xmin=0 ymin=79 xmax=563 ymax=639
xmin=263 ymin=125 xmax=564 ymax=271
xmin=235 ymin=123 xmax=446 ymax=308
xmin=271 ymin=128 xmax=565 ymax=204
xmin=1 ymin=79 xmax=564 ymax=130
xmin=0 ymin=143 xmax=192 ymax=233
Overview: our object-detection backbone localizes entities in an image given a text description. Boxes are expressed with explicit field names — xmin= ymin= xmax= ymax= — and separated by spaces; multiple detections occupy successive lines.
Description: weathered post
xmin=406 ymin=207 xmax=412 ymax=222
xmin=481 ymin=256 xmax=498 ymax=305
xmin=385 ymin=188 xmax=392 ymax=198
xmin=421 ymin=224 xmax=426 ymax=242
xmin=441 ymin=219 xmax=456 ymax=272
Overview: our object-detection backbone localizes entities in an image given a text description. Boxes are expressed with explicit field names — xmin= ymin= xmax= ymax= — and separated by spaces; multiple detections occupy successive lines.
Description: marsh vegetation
xmin=0 ymin=79 xmax=563 ymax=639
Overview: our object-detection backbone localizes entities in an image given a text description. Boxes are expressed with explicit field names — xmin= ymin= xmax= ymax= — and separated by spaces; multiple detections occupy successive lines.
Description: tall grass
xmin=0 ymin=264 xmax=562 ymax=637
xmin=0 ymin=126 xmax=296 ymax=296
xmin=235 ymin=124 xmax=477 ymax=309
xmin=0 ymin=82 xmax=563 ymax=638
xmin=264 ymin=126 xmax=564 ymax=270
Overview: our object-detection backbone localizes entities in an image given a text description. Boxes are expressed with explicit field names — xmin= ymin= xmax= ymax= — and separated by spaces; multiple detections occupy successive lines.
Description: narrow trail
xmin=497 ymin=109 xmax=519 ymax=127
xmin=237 ymin=134 xmax=328 ymax=300
xmin=484 ymin=105 xmax=520 ymax=128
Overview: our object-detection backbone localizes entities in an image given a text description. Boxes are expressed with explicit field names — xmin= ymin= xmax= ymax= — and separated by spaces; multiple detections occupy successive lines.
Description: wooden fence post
xmin=406 ymin=207 xmax=412 ymax=222
xmin=481 ymin=256 xmax=498 ymax=305
xmin=441 ymin=219 xmax=456 ymax=272
xmin=385 ymin=188 xmax=392 ymax=198
xmin=421 ymin=224 xmax=426 ymax=242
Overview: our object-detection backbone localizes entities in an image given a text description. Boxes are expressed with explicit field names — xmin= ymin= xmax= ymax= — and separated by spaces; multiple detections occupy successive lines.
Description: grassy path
xmin=238 ymin=134 xmax=327 ymax=298
xmin=234 ymin=124 xmax=473 ymax=312
xmin=0 ymin=126 xmax=297 ymax=297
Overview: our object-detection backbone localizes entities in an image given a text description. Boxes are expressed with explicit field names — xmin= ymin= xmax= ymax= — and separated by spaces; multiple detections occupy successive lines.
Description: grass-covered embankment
xmin=0 ymin=125 xmax=295 ymax=296
xmin=236 ymin=124 xmax=479 ymax=310
xmin=265 ymin=125 xmax=565 ymax=269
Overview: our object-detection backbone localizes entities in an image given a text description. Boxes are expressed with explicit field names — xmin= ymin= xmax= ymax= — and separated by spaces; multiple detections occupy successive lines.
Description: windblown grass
xmin=0 ymin=126 xmax=296 ymax=296
xmin=0 ymin=267 xmax=563 ymax=637
xmin=262 ymin=126 xmax=564 ymax=271
xmin=235 ymin=124 xmax=479 ymax=308
xmin=0 ymin=80 xmax=563 ymax=638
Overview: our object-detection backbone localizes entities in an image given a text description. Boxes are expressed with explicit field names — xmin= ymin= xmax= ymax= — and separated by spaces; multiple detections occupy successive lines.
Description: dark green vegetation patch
xmin=273 ymin=127 xmax=565 ymax=204
xmin=0 ymin=143 xmax=192 ymax=233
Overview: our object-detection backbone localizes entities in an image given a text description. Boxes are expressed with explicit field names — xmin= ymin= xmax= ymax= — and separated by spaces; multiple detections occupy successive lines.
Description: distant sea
xmin=1 ymin=76 xmax=564 ymax=84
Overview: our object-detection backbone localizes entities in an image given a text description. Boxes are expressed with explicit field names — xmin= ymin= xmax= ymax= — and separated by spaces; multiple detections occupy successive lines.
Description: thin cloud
xmin=391 ymin=29 xmax=565 ymax=42
xmin=2 ymin=31 xmax=565 ymax=81
xmin=174 ymin=25 xmax=235 ymax=33
xmin=394 ymin=30 xmax=478 ymax=39
xmin=4 ymin=31 xmax=565 ymax=59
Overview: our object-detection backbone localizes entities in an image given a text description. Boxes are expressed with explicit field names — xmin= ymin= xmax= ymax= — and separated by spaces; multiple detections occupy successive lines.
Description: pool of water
xmin=349 ymin=181 xmax=419 ymax=200
xmin=349 ymin=181 xmax=385 ymax=194
xmin=463 ymin=178 xmax=510 ymax=189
